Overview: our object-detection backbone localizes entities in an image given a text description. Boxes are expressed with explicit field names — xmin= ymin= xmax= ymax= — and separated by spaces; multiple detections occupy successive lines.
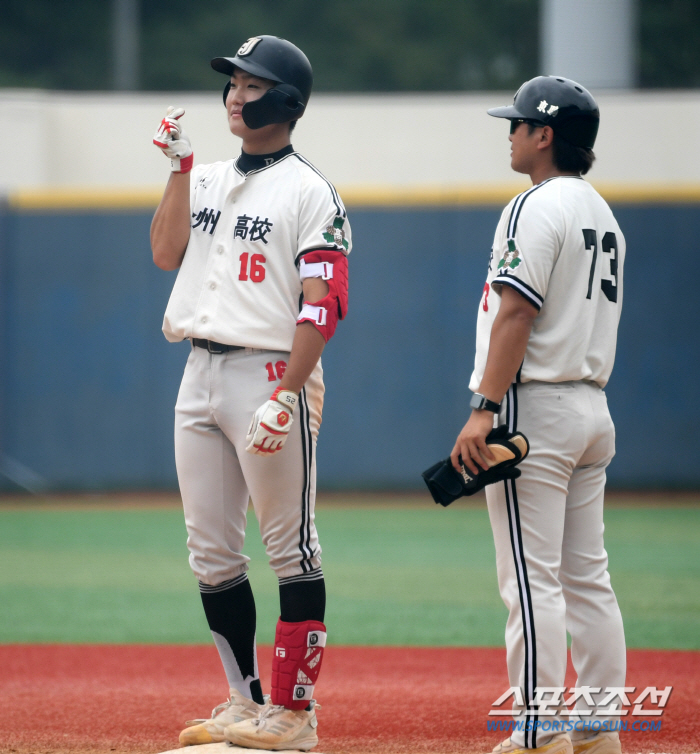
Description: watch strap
xmin=470 ymin=393 xmax=501 ymax=413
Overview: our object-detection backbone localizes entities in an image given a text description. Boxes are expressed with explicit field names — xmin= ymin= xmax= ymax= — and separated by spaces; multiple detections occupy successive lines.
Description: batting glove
xmin=153 ymin=106 xmax=193 ymax=173
xmin=246 ymin=388 xmax=298 ymax=456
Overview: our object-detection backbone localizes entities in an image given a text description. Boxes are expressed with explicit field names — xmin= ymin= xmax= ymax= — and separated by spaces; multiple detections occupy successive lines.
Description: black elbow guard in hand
xmin=421 ymin=426 xmax=530 ymax=507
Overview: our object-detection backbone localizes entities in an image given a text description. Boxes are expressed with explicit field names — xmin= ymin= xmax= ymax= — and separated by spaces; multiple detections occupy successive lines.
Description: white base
xmin=157 ymin=744 xmax=321 ymax=754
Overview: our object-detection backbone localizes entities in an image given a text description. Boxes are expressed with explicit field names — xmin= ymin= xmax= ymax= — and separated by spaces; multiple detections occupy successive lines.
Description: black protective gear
xmin=212 ymin=36 xmax=313 ymax=129
xmin=488 ymin=75 xmax=600 ymax=149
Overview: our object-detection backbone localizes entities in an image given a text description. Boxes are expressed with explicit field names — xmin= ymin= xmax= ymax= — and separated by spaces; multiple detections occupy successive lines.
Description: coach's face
xmin=509 ymin=120 xmax=541 ymax=174
xmin=226 ymin=67 xmax=275 ymax=138
xmin=509 ymin=120 xmax=556 ymax=180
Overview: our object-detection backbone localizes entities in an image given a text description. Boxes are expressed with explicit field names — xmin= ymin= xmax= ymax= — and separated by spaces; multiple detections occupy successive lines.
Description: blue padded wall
xmin=0 ymin=203 xmax=696 ymax=490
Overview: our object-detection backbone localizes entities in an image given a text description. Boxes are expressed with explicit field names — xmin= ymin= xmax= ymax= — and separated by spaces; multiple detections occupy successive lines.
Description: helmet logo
xmin=537 ymin=99 xmax=559 ymax=116
xmin=237 ymin=37 xmax=262 ymax=56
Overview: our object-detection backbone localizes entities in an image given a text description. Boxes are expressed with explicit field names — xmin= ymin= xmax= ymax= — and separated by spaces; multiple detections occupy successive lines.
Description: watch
xmin=470 ymin=392 xmax=501 ymax=413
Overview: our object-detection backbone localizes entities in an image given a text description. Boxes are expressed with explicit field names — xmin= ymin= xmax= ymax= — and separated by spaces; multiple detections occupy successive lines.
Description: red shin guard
xmin=271 ymin=619 xmax=327 ymax=709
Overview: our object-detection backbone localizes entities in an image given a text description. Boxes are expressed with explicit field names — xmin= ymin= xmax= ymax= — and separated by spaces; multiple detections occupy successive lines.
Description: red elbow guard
xmin=271 ymin=619 xmax=327 ymax=709
xmin=297 ymin=250 xmax=348 ymax=342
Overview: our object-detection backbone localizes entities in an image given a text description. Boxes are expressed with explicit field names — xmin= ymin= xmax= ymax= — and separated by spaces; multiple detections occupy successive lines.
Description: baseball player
xmin=150 ymin=35 xmax=351 ymax=751
xmin=451 ymin=77 xmax=626 ymax=754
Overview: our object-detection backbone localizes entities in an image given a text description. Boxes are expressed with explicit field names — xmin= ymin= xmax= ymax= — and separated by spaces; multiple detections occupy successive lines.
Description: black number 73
xmin=581 ymin=229 xmax=618 ymax=303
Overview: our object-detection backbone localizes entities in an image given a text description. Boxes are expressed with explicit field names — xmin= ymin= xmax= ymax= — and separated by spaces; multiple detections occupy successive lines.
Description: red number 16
xmin=265 ymin=361 xmax=287 ymax=381
xmin=239 ymin=253 xmax=266 ymax=282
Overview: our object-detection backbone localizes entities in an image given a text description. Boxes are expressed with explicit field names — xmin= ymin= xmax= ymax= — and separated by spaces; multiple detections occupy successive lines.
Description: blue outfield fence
xmin=0 ymin=200 xmax=697 ymax=491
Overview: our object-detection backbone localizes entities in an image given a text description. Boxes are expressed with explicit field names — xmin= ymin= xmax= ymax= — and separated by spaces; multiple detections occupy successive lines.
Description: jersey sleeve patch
xmin=497 ymin=239 xmax=522 ymax=273
xmin=322 ymin=216 xmax=349 ymax=251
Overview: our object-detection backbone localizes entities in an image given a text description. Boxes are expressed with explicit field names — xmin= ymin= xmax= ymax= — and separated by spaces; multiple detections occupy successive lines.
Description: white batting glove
xmin=153 ymin=106 xmax=193 ymax=173
xmin=246 ymin=388 xmax=298 ymax=456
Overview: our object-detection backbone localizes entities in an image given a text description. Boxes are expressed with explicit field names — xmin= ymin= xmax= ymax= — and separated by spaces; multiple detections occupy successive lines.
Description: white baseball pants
xmin=174 ymin=345 xmax=324 ymax=585
xmin=486 ymin=380 xmax=626 ymax=748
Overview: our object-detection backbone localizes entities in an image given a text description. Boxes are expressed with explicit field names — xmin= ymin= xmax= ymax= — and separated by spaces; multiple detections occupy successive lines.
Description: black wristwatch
xmin=469 ymin=392 xmax=501 ymax=413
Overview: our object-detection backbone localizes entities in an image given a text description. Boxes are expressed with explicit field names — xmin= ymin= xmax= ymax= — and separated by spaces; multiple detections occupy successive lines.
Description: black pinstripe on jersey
xmin=293 ymin=154 xmax=347 ymax=218
xmin=503 ymin=385 xmax=539 ymax=747
xmin=234 ymin=151 xmax=347 ymax=219
xmin=494 ymin=178 xmax=557 ymax=314
xmin=298 ymin=386 xmax=315 ymax=572
xmin=507 ymin=178 xmax=556 ymax=239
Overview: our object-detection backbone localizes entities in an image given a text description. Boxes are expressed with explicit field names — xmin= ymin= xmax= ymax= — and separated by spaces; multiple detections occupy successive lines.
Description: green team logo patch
xmin=323 ymin=216 xmax=349 ymax=250
xmin=498 ymin=239 xmax=521 ymax=271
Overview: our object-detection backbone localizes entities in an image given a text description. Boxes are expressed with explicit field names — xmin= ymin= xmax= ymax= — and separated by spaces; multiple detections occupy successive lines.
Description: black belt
xmin=191 ymin=338 xmax=245 ymax=354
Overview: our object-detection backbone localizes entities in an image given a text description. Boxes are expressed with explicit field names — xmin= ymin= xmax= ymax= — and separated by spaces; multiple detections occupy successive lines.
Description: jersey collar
xmin=236 ymin=144 xmax=295 ymax=175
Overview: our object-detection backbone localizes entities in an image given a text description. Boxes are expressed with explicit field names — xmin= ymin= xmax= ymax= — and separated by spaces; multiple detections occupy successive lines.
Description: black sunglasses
xmin=509 ymin=118 xmax=545 ymax=134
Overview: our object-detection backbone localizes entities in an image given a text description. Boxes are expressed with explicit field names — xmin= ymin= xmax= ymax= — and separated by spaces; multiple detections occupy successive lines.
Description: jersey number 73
xmin=582 ymin=229 xmax=618 ymax=303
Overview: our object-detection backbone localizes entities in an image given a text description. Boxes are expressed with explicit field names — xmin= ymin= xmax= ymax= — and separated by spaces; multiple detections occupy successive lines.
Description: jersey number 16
xmin=581 ymin=230 xmax=618 ymax=303
xmin=238 ymin=253 xmax=267 ymax=283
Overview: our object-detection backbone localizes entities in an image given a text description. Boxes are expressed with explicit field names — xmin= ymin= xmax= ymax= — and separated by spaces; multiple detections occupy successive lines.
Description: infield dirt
xmin=0 ymin=645 xmax=697 ymax=754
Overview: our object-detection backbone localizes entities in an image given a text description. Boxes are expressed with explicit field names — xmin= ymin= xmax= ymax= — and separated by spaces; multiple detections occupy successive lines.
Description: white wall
xmin=2 ymin=88 xmax=699 ymax=197
xmin=541 ymin=0 xmax=637 ymax=88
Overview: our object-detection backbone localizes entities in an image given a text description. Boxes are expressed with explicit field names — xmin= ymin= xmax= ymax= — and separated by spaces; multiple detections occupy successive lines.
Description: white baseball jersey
xmin=470 ymin=176 xmax=625 ymax=390
xmin=163 ymin=147 xmax=352 ymax=350
xmin=475 ymin=177 xmax=627 ymax=747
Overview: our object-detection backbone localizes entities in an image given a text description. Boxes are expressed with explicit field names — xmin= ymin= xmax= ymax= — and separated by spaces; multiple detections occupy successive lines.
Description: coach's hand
xmin=153 ymin=106 xmax=193 ymax=173
xmin=246 ymin=388 xmax=298 ymax=456
xmin=451 ymin=409 xmax=497 ymax=476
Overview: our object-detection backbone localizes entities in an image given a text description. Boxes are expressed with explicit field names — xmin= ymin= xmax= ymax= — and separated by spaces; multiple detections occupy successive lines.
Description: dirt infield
xmin=0 ymin=645 xmax=697 ymax=754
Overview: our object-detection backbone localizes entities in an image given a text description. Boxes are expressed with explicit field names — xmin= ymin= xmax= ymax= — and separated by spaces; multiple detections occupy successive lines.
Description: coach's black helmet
xmin=488 ymin=76 xmax=600 ymax=149
xmin=212 ymin=36 xmax=313 ymax=129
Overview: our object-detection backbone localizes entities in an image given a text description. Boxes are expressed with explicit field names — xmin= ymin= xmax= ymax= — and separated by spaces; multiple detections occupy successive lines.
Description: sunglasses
xmin=509 ymin=118 xmax=545 ymax=134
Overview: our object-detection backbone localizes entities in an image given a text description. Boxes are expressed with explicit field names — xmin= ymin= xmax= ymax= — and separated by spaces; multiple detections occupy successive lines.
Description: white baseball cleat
xmin=572 ymin=732 xmax=621 ymax=754
xmin=224 ymin=699 xmax=320 ymax=751
xmin=492 ymin=733 xmax=573 ymax=754
xmin=179 ymin=688 xmax=267 ymax=746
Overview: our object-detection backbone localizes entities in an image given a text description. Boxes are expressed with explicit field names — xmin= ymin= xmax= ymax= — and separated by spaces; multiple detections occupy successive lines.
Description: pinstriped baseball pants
xmin=174 ymin=344 xmax=324 ymax=585
xmin=486 ymin=380 xmax=626 ymax=748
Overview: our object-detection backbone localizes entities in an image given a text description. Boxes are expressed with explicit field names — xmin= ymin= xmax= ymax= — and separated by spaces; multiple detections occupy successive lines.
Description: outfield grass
xmin=0 ymin=495 xmax=698 ymax=647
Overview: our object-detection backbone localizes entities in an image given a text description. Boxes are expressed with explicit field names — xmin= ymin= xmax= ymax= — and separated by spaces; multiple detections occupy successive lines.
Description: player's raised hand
xmin=153 ymin=106 xmax=193 ymax=173
xmin=246 ymin=388 xmax=298 ymax=456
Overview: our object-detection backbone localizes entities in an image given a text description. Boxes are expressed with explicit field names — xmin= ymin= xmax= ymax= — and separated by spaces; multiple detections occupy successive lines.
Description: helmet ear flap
xmin=223 ymin=81 xmax=231 ymax=106
xmin=241 ymin=84 xmax=307 ymax=129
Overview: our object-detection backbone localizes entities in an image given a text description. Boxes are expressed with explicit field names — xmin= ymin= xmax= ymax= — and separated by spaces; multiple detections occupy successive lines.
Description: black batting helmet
xmin=488 ymin=76 xmax=600 ymax=149
xmin=211 ymin=36 xmax=313 ymax=130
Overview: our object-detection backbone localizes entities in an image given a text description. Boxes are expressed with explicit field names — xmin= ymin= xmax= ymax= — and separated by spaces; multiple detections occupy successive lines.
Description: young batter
xmin=151 ymin=35 xmax=351 ymax=751
xmin=452 ymin=77 xmax=626 ymax=754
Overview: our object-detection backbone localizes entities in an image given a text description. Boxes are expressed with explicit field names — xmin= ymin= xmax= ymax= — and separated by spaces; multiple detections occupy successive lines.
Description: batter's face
xmin=226 ymin=68 xmax=291 ymax=148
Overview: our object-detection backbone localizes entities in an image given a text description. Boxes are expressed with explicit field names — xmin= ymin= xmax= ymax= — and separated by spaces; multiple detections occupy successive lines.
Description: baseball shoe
xmin=492 ymin=733 xmax=573 ymax=754
xmin=179 ymin=688 xmax=267 ymax=746
xmin=224 ymin=699 xmax=320 ymax=751
xmin=572 ymin=732 xmax=621 ymax=754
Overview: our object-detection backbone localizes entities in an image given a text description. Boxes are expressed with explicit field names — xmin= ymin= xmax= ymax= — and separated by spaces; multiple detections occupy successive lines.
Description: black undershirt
xmin=236 ymin=144 xmax=295 ymax=174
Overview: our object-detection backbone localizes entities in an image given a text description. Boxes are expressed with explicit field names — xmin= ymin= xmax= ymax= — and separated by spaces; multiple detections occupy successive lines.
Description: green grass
xmin=0 ymin=499 xmax=698 ymax=647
